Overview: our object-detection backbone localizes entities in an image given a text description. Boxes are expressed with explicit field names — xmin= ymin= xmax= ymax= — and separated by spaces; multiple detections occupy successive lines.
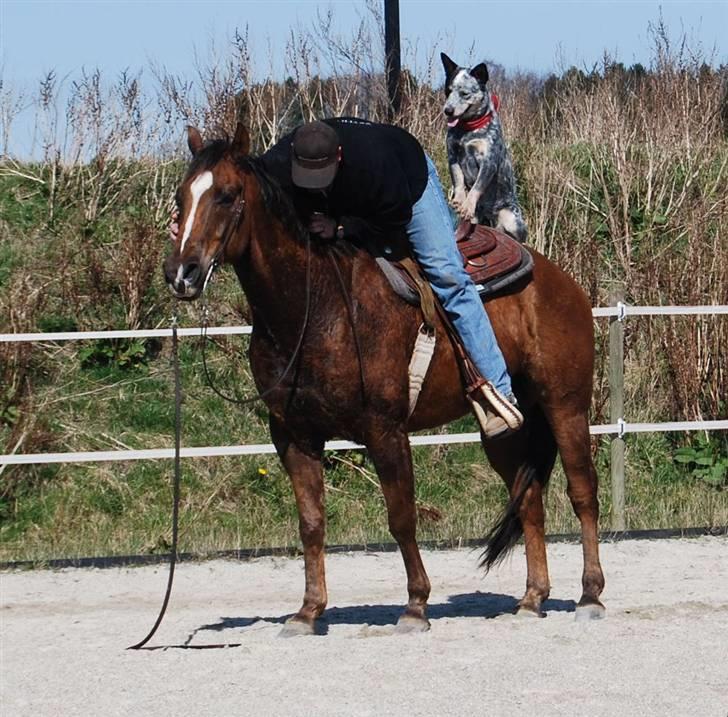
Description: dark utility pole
xmin=384 ymin=0 xmax=401 ymax=118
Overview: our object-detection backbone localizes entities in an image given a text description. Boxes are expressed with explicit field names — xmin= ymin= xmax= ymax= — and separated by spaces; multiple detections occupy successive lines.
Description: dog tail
xmin=479 ymin=466 xmax=538 ymax=571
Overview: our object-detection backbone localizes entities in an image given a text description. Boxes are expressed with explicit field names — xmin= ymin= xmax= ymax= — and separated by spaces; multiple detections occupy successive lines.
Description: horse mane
xmin=243 ymin=157 xmax=309 ymax=245
xmin=187 ymin=138 xmax=307 ymax=245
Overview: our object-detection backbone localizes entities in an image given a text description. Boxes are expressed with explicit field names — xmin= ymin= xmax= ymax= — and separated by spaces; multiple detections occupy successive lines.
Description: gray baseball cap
xmin=291 ymin=121 xmax=340 ymax=189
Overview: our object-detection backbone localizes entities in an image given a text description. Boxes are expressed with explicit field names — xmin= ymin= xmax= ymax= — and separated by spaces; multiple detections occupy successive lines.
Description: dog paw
xmin=461 ymin=204 xmax=476 ymax=222
xmin=461 ymin=193 xmax=480 ymax=221
xmin=450 ymin=188 xmax=467 ymax=212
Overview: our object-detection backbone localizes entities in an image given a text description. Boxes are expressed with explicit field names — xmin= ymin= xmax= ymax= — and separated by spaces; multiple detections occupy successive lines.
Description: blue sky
xmin=2 ymin=1 xmax=726 ymax=157
xmin=3 ymin=0 xmax=726 ymax=85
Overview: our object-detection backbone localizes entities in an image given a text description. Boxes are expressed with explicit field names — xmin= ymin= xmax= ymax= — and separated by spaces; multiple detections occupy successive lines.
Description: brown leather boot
xmin=468 ymin=381 xmax=524 ymax=440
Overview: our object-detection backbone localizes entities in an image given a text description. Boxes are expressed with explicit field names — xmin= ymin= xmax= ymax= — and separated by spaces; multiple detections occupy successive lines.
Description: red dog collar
xmin=449 ymin=94 xmax=500 ymax=131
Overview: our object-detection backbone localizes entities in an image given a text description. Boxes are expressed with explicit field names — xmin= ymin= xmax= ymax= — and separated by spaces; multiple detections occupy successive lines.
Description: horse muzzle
xmin=164 ymin=254 xmax=209 ymax=300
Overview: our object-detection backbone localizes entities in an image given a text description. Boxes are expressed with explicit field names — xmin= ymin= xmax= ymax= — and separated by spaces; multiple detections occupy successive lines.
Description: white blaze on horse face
xmin=180 ymin=171 xmax=214 ymax=252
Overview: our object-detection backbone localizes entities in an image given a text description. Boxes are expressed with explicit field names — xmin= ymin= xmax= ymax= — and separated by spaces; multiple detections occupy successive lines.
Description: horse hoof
xmin=278 ymin=617 xmax=316 ymax=638
xmin=516 ymin=606 xmax=546 ymax=619
xmin=395 ymin=614 xmax=431 ymax=634
xmin=575 ymin=602 xmax=606 ymax=622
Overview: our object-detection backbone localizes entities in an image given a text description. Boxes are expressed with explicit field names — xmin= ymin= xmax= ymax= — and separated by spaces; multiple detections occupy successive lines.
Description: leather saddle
xmin=453 ymin=221 xmax=533 ymax=295
xmin=376 ymin=220 xmax=533 ymax=311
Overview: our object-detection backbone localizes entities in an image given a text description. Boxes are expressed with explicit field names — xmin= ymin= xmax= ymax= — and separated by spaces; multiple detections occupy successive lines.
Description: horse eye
xmin=216 ymin=192 xmax=236 ymax=206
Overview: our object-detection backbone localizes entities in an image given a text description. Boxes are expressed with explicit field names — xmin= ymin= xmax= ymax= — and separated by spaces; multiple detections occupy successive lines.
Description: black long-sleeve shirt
xmin=258 ymin=117 xmax=428 ymax=243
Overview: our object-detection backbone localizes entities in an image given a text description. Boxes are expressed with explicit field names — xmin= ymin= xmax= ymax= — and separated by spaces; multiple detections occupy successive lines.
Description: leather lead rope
xmin=128 ymin=309 xmax=182 ymax=650
xmin=128 ymin=309 xmax=244 ymax=651
xmin=128 ymin=193 xmax=246 ymax=650
xmin=129 ymin=189 xmax=317 ymax=650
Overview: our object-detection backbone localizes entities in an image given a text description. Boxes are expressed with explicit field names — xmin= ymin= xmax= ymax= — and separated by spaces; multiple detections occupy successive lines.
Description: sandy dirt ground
xmin=2 ymin=536 xmax=727 ymax=716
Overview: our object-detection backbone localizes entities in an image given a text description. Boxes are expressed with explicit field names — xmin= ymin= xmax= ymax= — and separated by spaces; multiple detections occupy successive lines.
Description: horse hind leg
xmin=366 ymin=426 xmax=432 ymax=632
xmin=482 ymin=405 xmax=557 ymax=617
xmin=269 ymin=416 xmax=328 ymax=636
xmin=549 ymin=409 xmax=606 ymax=620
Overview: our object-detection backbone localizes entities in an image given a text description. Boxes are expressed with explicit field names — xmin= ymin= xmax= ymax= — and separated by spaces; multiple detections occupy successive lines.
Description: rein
xmin=200 ymin=230 xmax=313 ymax=407
xmin=198 ymin=180 xmax=315 ymax=407
xmin=326 ymin=247 xmax=367 ymax=407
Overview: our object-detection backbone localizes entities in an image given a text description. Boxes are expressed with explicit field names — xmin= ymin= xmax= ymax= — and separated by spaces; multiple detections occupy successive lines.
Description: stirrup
xmin=467 ymin=381 xmax=524 ymax=439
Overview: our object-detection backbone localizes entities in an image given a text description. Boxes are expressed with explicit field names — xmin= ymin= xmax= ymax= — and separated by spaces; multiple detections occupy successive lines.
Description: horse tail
xmin=479 ymin=465 xmax=539 ymax=571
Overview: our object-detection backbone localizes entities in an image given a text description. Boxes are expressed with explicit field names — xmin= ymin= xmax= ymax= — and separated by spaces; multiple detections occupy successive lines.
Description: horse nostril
xmin=183 ymin=263 xmax=201 ymax=285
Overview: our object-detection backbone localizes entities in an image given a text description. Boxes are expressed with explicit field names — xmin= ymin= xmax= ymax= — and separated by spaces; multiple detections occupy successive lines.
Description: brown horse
xmin=164 ymin=124 xmax=605 ymax=634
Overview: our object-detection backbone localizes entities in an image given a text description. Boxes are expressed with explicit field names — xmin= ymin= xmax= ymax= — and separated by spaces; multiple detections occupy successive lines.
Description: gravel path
xmin=2 ymin=537 xmax=727 ymax=716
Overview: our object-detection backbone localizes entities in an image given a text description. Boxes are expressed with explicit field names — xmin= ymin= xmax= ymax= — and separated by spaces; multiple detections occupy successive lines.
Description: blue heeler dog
xmin=441 ymin=53 xmax=527 ymax=242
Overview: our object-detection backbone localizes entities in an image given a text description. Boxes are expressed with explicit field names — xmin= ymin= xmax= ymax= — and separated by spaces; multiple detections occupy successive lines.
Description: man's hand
xmin=169 ymin=206 xmax=180 ymax=243
xmin=308 ymin=213 xmax=337 ymax=240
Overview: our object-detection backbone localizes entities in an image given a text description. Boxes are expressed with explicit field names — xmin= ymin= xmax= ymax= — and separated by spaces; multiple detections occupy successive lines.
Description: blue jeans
xmin=407 ymin=156 xmax=512 ymax=395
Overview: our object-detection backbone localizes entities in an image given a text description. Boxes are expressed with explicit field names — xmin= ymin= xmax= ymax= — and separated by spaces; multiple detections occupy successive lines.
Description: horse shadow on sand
xmin=181 ymin=592 xmax=576 ymax=643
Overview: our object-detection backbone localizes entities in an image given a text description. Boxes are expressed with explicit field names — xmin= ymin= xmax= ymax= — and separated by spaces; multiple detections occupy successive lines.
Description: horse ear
xmin=187 ymin=126 xmax=203 ymax=156
xmin=231 ymin=122 xmax=250 ymax=157
xmin=470 ymin=63 xmax=489 ymax=86
xmin=440 ymin=52 xmax=458 ymax=82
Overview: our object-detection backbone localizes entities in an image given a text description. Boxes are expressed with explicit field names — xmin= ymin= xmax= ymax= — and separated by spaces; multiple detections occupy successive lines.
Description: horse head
xmin=164 ymin=123 xmax=252 ymax=300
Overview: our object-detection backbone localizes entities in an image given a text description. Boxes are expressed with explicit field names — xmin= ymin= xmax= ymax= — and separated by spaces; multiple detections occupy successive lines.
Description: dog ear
xmin=440 ymin=52 xmax=459 ymax=81
xmin=470 ymin=63 xmax=489 ymax=86
xmin=187 ymin=126 xmax=204 ymax=156
xmin=231 ymin=122 xmax=251 ymax=157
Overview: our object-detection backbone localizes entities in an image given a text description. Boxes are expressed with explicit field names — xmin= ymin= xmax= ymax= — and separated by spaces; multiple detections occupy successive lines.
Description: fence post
xmin=609 ymin=282 xmax=626 ymax=531
xmin=384 ymin=0 xmax=401 ymax=119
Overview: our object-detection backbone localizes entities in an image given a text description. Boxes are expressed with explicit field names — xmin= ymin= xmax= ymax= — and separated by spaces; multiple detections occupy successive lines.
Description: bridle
xmin=201 ymin=191 xmax=247 ymax=293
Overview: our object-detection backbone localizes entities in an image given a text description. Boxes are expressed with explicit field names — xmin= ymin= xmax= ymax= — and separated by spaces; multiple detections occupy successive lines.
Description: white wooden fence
xmin=2 ymin=303 xmax=727 ymax=530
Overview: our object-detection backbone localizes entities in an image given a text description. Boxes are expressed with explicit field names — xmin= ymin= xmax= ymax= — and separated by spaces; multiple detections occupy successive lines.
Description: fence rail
xmin=2 ymin=303 xmax=726 ymax=529
xmin=3 ymin=304 xmax=727 ymax=344
xmin=3 ymin=421 xmax=728 ymax=467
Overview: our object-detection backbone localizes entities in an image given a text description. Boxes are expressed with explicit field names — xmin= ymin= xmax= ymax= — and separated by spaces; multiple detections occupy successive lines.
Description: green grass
xmin=0 ymin=173 xmax=49 ymax=233
xmin=3 ymin=405 xmax=726 ymax=563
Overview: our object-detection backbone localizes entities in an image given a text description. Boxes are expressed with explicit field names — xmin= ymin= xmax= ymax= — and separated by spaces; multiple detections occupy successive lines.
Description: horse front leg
xmin=367 ymin=426 xmax=431 ymax=632
xmin=269 ymin=416 xmax=327 ymax=636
